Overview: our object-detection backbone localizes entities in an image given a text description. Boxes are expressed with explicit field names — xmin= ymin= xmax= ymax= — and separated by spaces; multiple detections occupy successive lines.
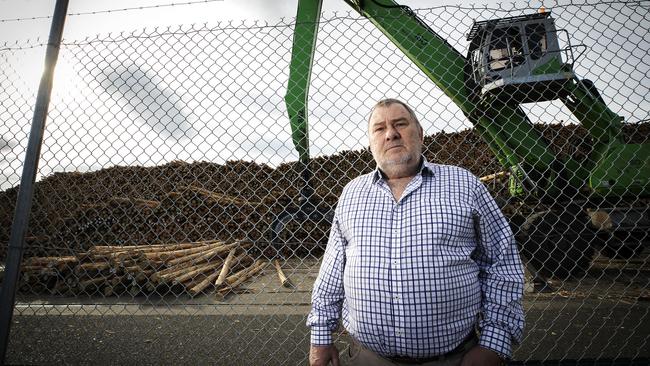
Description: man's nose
xmin=385 ymin=125 xmax=400 ymax=140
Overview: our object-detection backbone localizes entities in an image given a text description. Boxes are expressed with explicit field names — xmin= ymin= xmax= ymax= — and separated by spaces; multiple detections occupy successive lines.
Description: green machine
xmin=281 ymin=0 xmax=650 ymax=278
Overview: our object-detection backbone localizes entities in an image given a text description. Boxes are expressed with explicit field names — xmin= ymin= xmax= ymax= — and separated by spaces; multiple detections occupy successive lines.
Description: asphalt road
xmin=5 ymin=298 xmax=650 ymax=365
xmin=4 ymin=254 xmax=650 ymax=365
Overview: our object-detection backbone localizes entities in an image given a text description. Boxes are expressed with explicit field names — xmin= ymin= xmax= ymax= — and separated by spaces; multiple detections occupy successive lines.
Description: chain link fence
xmin=1 ymin=0 xmax=649 ymax=364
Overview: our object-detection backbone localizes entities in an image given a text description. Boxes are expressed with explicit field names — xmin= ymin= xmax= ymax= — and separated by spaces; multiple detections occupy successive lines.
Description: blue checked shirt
xmin=307 ymin=158 xmax=524 ymax=359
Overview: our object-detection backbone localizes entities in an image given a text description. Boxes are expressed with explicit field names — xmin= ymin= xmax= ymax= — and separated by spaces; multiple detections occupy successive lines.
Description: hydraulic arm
xmin=283 ymin=0 xmax=649 ymax=276
xmin=285 ymin=0 xmax=323 ymax=202
xmin=286 ymin=0 xmax=592 ymax=200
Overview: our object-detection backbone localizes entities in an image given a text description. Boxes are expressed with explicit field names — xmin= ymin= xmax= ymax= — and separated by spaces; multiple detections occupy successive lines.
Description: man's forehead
xmin=369 ymin=104 xmax=411 ymax=123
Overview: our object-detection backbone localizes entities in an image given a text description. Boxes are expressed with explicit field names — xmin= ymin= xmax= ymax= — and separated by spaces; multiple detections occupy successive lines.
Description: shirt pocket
xmin=415 ymin=198 xmax=476 ymax=249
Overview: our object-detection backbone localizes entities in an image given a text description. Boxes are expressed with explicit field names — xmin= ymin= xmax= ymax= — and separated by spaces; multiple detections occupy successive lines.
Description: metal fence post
xmin=0 ymin=0 xmax=69 ymax=363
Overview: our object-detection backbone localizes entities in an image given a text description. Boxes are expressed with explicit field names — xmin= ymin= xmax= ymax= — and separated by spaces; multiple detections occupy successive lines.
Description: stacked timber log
xmin=2 ymin=122 xmax=648 ymax=262
xmin=27 ymin=188 xmax=276 ymax=259
xmin=17 ymin=240 xmax=268 ymax=298
xmin=163 ymin=185 xmax=271 ymax=243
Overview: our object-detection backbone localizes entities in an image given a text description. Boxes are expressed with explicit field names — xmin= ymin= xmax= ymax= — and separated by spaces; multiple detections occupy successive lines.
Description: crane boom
xmin=286 ymin=0 xmax=592 ymax=200
xmin=282 ymin=0 xmax=650 ymax=277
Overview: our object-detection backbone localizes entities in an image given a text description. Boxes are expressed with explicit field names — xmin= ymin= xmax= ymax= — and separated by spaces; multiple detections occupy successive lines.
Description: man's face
xmin=368 ymin=103 xmax=424 ymax=177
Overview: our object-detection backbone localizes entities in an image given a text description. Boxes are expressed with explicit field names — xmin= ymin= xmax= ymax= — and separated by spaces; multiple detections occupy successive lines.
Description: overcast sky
xmin=1 ymin=0 xmax=484 ymax=43
xmin=0 ymin=0 xmax=648 ymax=191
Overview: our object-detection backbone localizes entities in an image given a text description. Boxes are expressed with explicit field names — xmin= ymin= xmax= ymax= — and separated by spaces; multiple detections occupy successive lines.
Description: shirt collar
xmin=371 ymin=155 xmax=433 ymax=184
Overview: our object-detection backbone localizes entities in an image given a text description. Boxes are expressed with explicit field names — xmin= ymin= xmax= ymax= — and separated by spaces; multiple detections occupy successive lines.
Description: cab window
xmin=488 ymin=26 xmax=524 ymax=71
xmin=526 ymin=23 xmax=547 ymax=60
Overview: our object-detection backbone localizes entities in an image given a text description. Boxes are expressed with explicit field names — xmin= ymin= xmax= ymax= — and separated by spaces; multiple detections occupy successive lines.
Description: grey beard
xmin=384 ymin=151 xmax=415 ymax=166
xmin=378 ymin=152 xmax=421 ymax=178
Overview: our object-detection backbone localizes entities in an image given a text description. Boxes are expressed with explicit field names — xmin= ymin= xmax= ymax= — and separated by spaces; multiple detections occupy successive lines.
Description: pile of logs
xmin=3 ymin=121 xmax=650 ymax=262
xmin=51 ymin=188 xmax=272 ymax=256
xmin=17 ymin=240 xmax=283 ymax=298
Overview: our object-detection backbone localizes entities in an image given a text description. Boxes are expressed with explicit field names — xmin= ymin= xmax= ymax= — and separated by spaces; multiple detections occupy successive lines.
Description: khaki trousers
xmin=346 ymin=337 xmax=478 ymax=366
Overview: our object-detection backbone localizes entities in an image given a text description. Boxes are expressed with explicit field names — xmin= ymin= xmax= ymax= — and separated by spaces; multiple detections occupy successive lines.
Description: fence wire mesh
xmin=1 ymin=0 xmax=649 ymax=364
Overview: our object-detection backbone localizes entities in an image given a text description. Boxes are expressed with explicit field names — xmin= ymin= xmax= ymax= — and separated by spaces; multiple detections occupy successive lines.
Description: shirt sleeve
xmin=471 ymin=179 xmax=525 ymax=359
xmin=306 ymin=215 xmax=346 ymax=346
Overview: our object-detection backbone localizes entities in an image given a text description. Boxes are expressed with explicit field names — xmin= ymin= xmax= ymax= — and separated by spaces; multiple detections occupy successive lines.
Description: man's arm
xmin=307 ymin=216 xmax=347 ymax=361
xmin=471 ymin=179 xmax=525 ymax=360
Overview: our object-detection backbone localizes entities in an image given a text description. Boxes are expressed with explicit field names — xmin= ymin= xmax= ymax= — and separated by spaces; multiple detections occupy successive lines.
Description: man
xmin=307 ymin=99 xmax=524 ymax=366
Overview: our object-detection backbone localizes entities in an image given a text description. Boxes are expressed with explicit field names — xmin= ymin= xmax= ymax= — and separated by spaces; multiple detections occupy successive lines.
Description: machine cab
xmin=467 ymin=11 xmax=577 ymax=103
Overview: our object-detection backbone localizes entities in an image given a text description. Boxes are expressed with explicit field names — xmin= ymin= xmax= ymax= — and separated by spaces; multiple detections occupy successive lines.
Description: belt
xmin=386 ymin=331 xmax=478 ymax=365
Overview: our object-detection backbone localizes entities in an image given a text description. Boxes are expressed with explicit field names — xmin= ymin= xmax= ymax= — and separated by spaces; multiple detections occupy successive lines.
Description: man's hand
xmin=460 ymin=345 xmax=503 ymax=366
xmin=309 ymin=344 xmax=340 ymax=366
